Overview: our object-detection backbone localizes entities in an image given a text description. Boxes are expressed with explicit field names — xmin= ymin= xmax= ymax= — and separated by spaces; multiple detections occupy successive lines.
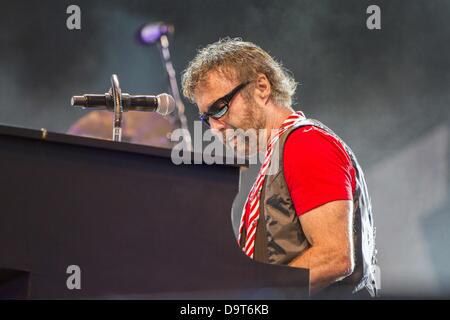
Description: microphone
xmin=137 ymin=22 xmax=174 ymax=44
xmin=71 ymin=93 xmax=176 ymax=116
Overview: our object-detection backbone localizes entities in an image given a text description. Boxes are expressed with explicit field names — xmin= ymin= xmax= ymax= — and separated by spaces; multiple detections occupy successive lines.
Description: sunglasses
xmin=199 ymin=81 xmax=250 ymax=127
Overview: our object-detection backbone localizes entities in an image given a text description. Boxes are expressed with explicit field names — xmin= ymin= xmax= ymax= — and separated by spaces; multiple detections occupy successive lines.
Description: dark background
xmin=0 ymin=0 xmax=449 ymax=297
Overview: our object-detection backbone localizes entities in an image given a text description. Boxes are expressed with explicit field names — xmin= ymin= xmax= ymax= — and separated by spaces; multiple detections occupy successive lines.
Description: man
xmin=181 ymin=38 xmax=379 ymax=298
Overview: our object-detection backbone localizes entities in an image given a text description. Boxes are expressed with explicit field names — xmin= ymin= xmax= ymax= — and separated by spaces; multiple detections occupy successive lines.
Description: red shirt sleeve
xmin=283 ymin=125 xmax=356 ymax=216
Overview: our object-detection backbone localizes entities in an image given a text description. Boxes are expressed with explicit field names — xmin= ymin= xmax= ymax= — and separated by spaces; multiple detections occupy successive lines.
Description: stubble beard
xmin=223 ymin=98 xmax=268 ymax=159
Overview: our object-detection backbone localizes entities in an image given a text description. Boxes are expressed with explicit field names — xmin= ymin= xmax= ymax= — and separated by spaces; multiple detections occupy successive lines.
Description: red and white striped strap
xmin=238 ymin=111 xmax=305 ymax=258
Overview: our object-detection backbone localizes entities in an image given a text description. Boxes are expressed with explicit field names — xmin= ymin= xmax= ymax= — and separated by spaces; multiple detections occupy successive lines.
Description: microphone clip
xmin=70 ymin=74 xmax=125 ymax=142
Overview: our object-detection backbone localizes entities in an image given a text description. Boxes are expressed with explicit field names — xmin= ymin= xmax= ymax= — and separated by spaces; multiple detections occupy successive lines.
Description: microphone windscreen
xmin=138 ymin=22 xmax=174 ymax=44
xmin=71 ymin=96 xmax=86 ymax=107
xmin=156 ymin=93 xmax=176 ymax=116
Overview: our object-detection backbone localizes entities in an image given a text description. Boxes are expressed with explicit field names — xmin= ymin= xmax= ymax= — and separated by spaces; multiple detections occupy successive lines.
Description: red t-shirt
xmin=283 ymin=125 xmax=356 ymax=216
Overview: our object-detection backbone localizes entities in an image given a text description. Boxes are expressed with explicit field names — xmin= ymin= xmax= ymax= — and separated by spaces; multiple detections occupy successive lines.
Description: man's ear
xmin=254 ymin=73 xmax=271 ymax=104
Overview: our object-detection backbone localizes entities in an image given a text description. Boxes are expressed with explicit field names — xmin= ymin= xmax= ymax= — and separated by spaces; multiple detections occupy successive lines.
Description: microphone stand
xmin=157 ymin=35 xmax=193 ymax=152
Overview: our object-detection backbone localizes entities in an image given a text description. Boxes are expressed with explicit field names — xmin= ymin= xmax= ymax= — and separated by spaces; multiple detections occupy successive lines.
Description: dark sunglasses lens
xmin=210 ymin=105 xmax=228 ymax=120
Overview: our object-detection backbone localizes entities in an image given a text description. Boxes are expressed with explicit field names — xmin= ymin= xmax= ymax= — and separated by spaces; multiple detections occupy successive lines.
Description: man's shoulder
xmin=286 ymin=124 xmax=341 ymax=148
xmin=284 ymin=123 xmax=353 ymax=167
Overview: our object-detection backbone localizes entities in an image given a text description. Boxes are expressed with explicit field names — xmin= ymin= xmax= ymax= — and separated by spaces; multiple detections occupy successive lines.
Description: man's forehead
xmin=194 ymin=70 xmax=238 ymax=111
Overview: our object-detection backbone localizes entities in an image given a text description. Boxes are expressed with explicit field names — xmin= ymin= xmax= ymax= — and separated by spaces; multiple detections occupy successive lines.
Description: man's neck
xmin=264 ymin=105 xmax=294 ymax=143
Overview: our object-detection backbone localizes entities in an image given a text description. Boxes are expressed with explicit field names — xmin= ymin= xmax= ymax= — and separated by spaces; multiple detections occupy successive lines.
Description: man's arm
xmin=289 ymin=200 xmax=355 ymax=295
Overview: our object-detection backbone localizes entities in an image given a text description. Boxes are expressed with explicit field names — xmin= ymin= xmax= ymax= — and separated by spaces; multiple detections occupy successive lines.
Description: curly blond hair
xmin=181 ymin=38 xmax=297 ymax=108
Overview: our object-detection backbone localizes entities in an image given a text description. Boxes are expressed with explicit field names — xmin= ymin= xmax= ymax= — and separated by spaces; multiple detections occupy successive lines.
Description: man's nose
xmin=209 ymin=118 xmax=227 ymax=131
